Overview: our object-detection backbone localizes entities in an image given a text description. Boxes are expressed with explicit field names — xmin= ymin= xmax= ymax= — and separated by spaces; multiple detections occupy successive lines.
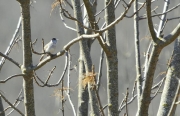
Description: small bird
xmin=39 ymin=38 xmax=57 ymax=61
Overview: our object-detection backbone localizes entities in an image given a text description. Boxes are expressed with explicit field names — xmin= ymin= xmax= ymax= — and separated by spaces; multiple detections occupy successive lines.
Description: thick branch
xmin=33 ymin=33 xmax=100 ymax=70
xmin=157 ymin=38 xmax=180 ymax=116
xmin=162 ymin=23 xmax=180 ymax=46
xmin=146 ymin=0 xmax=158 ymax=42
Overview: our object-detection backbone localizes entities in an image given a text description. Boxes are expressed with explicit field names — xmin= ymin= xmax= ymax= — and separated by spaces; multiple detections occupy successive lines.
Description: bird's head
xmin=51 ymin=38 xmax=57 ymax=44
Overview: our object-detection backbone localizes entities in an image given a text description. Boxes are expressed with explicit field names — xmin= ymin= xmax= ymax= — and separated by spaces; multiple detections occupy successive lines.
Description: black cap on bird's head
xmin=52 ymin=38 xmax=56 ymax=41
xmin=51 ymin=38 xmax=58 ymax=44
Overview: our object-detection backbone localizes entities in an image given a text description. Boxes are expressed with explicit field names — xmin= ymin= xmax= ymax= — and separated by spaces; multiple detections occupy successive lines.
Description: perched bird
xmin=39 ymin=38 xmax=57 ymax=61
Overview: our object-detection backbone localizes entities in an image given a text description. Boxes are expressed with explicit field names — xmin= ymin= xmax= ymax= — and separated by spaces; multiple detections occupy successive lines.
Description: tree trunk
xmin=17 ymin=0 xmax=35 ymax=116
xmin=105 ymin=0 xmax=119 ymax=115
xmin=0 ymin=97 xmax=5 ymax=116
xmin=157 ymin=38 xmax=180 ymax=116
xmin=71 ymin=1 xmax=90 ymax=115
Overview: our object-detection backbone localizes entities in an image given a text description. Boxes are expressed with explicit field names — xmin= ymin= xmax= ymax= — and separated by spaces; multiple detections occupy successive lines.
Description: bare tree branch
xmin=66 ymin=51 xmax=76 ymax=116
xmin=33 ymin=52 xmax=68 ymax=87
xmin=0 ymin=74 xmax=24 ymax=83
xmin=157 ymin=0 xmax=170 ymax=37
xmin=6 ymin=89 xmax=23 ymax=116
xmin=0 ymin=16 xmax=22 ymax=71
xmin=146 ymin=0 xmax=158 ymax=42
xmin=0 ymin=93 xmax=24 ymax=116
xmin=118 ymin=95 xmax=137 ymax=113
xmin=126 ymin=2 xmax=145 ymax=18
xmin=0 ymin=52 xmax=21 ymax=68
xmin=151 ymin=77 xmax=165 ymax=100
xmin=125 ymin=88 xmax=129 ymax=116
xmin=61 ymin=79 xmax=65 ymax=116
xmin=94 ymin=0 xmax=112 ymax=17
xmin=162 ymin=23 xmax=180 ymax=46
xmin=134 ymin=0 xmax=142 ymax=110
xmin=96 ymin=48 xmax=104 ymax=91
xmin=33 ymin=33 xmax=100 ymax=70
xmin=100 ymin=0 xmax=135 ymax=33
xmin=139 ymin=3 xmax=180 ymax=20
xmin=59 ymin=9 xmax=77 ymax=32
xmin=33 ymin=66 xmax=56 ymax=87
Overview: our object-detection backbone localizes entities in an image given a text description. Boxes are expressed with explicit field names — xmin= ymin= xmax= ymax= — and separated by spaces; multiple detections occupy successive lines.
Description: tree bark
xmin=105 ymin=0 xmax=119 ymax=115
xmin=134 ymin=0 xmax=142 ymax=109
xmin=17 ymin=0 xmax=35 ymax=116
xmin=71 ymin=0 xmax=91 ymax=115
xmin=0 ymin=97 xmax=5 ymax=116
xmin=157 ymin=38 xmax=180 ymax=116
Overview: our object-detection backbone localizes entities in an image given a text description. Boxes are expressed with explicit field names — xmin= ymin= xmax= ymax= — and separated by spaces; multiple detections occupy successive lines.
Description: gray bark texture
xmin=137 ymin=45 xmax=162 ymax=116
xmin=83 ymin=1 xmax=100 ymax=116
xmin=71 ymin=0 xmax=93 ymax=115
xmin=17 ymin=0 xmax=35 ymax=116
xmin=157 ymin=38 xmax=180 ymax=116
xmin=0 ymin=97 xmax=5 ymax=116
xmin=136 ymin=0 xmax=180 ymax=115
xmin=104 ymin=0 xmax=119 ymax=115
xmin=133 ymin=0 xmax=142 ymax=109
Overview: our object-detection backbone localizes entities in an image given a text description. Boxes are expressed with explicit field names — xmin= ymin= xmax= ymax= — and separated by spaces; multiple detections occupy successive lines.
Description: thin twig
xmin=96 ymin=33 xmax=106 ymax=91
xmin=167 ymin=17 xmax=180 ymax=21
xmin=32 ymin=38 xmax=38 ymax=45
xmin=132 ymin=81 xmax=136 ymax=97
xmin=152 ymin=76 xmax=165 ymax=90
xmin=102 ymin=104 xmax=108 ymax=110
xmin=44 ymin=66 xmax=56 ymax=84
xmin=6 ymin=101 xmax=21 ymax=116
xmin=30 ymin=42 xmax=45 ymax=55
xmin=94 ymin=0 xmax=112 ymax=17
xmin=151 ymin=77 xmax=165 ymax=100
xmin=0 ymin=89 xmax=23 ymax=115
xmin=6 ymin=89 xmax=23 ymax=116
xmin=125 ymin=88 xmax=129 ymax=116
xmin=118 ymin=94 xmax=137 ymax=113
xmin=100 ymin=0 xmax=135 ymax=33
xmin=33 ymin=51 xmax=69 ymax=87
xmin=0 ymin=74 xmax=24 ymax=83
xmin=61 ymin=79 xmax=65 ymax=116
xmin=0 ymin=92 xmax=24 ymax=116
xmin=96 ymin=48 xmax=104 ymax=91
xmin=33 ymin=66 xmax=57 ymax=87
xmin=0 ymin=52 xmax=21 ymax=68
xmin=0 ymin=16 xmax=22 ymax=71
xmin=125 ymin=2 xmax=146 ymax=18
xmin=156 ymin=0 xmax=170 ymax=37
xmin=59 ymin=10 xmax=77 ymax=32
xmin=139 ymin=3 xmax=180 ymax=20
xmin=95 ymin=89 xmax=105 ymax=116
xmin=64 ymin=0 xmax=73 ymax=9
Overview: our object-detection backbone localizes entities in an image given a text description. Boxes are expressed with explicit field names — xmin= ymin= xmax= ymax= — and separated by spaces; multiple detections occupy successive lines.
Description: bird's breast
xmin=45 ymin=44 xmax=56 ymax=54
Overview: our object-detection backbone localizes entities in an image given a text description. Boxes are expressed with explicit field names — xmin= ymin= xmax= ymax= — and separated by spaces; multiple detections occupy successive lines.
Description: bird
xmin=39 ymin=38 xmax=57 ymax=61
